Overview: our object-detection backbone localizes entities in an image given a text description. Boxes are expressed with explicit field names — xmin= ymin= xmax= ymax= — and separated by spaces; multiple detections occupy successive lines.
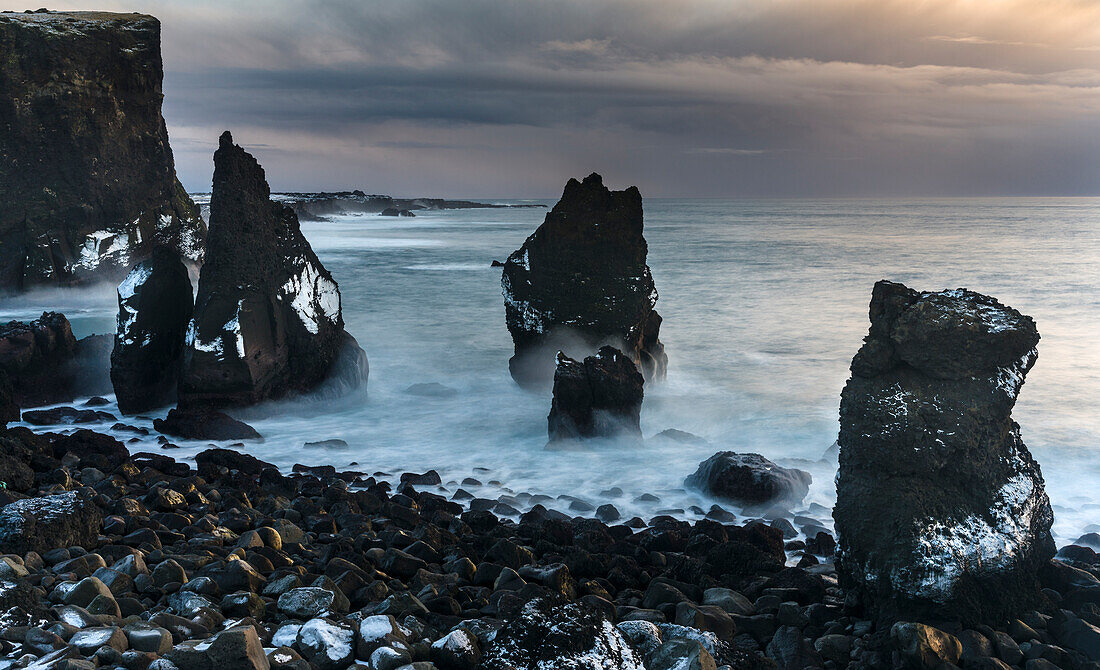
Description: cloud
xmin=46 ymin=0 xmax=1100 ymax=196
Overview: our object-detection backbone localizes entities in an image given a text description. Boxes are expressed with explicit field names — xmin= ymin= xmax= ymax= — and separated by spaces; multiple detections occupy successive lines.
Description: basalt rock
xmin=834 ymin=280 xmax=1055 ymax=625
xmin=481 ymin=597 xmax=645 ymax=670
xmin=110 ymin=247 xmax=194 ymax=414
xmin=0 ymin=11 xmax=205 ymax=291
xmin=0 ymin=312 xmax=111 ymax=407
xmin=0 ymin=489 xmax=102 ymax=555
xmin=502 ymin=173 xmax=666 ymax=388
xmin=154 ymin=407 xmax=261 ymax=441
xmin=685 ymin=452 xmax=811 ymax=508
xmin=179 ymin=132 xmax=364 ymax=407
xmin=547 ymin=346 xmax=643 ymax=442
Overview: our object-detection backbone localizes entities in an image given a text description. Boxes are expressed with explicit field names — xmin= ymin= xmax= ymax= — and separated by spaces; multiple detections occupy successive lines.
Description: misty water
xmin=4 ymin=198 xmax=1099 ymax=544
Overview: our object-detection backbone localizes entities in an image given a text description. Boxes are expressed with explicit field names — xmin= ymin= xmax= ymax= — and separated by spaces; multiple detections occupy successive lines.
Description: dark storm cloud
xmin=51 ymin=0 xmax=1100 ymax=195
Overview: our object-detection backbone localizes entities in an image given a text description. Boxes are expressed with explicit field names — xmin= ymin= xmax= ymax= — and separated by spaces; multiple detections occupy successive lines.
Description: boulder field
xmin=0 ymin=423 xmax=1096 ymax=669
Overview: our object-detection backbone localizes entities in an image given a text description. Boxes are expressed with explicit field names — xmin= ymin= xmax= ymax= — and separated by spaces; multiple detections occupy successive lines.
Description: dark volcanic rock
xmin=21 ymin=406 xmax=114 ymax=425
xmin=834 ymin=280 xmax=1054 ymax=624
xmin=0 ymin=11 xmax=204 ymax=291
xmin=0 ymin=370 xmax=16 ymax=426
xmin=501 ymin=173 xmax=666 ymax=388
xmin=685 ymin=452 xmax=811 ymax=507
xmin=179 ymin=131 xmax=362 ymax=407
xmin=0 ymin=312 xmax=110 ymax=407
xmin=379 ymin=207 xmax=415 ymax=217
xmin=0 ymin=490 xmax=101 ymax=554
xmin=154 ymin=407 xmax=262 ymax=441
xmin=481 ymin=597 xmax=644 ymax=670
xmin=548 ymin=346 xmax=644 ymax=442
xmin=111 ymin=247 xmax=194 ymax=414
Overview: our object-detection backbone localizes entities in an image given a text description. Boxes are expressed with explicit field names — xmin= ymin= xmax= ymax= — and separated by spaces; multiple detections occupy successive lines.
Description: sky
xmin=50 ymin=0 xmax=1100 ymax=197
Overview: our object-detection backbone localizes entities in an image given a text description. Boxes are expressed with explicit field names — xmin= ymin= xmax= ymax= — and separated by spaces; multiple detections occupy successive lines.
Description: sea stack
xmin=110 ymin=248 xmax=194 ymax=414
xmin=547 ymin=346 xmax=644 ymax=443
xmin=0 ymin=11 xmax=205 ymax=291
xmin=178 ymin=132 xmax=363 ymax=407
xmin=502 ymin=173 xmax=666 ymax=388
xmin=833 ymin=280 xmax=1055 ymax=624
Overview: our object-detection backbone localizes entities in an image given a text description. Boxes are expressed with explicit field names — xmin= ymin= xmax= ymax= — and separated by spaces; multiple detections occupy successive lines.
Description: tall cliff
xmin=0 ymin=10 xmax=205 ymax=291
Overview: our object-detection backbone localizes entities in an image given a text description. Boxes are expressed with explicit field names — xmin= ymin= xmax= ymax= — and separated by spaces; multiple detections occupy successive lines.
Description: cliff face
xmin=0 ymin=10 xmax=205 ymax=291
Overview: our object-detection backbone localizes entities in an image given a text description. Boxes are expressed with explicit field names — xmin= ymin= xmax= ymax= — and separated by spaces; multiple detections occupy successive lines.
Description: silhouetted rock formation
xmin=686 ymin=452 xmax=811 ymax=508
xmin=834 ymin=280 xmax=1055 ymax=624
xmin=0 ymin=11 xmax=205 ymax=291
xmin=0 ymin=312 xmax=111 ymax=408
xmin=502 ymin=173 xmax=666 ymax=388
xmin=548 ymin=346 xmax=643 ymax=442
xmin=110 ymin=248 xmax=194 ymax=414
xmin=179 ymin=132 xmax=363 ymax=407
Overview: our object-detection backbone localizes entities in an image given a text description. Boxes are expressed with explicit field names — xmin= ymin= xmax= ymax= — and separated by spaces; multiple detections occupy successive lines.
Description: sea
xmin=4 ymin=198 xmax=1099 ymax=545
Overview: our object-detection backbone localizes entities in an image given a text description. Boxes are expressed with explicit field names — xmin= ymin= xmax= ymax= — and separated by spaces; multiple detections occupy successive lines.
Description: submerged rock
xmin=179 ymin=131 xmax=364 ymax=407
xmin=501 ymin=173 xmax=666 ymax=388
xmin=110 ymin=247 xmax=194 ymax=414
xmin=547 ymin=346 xmax=643 ymax=442
xmin=0 ymin=11 xmax=205 ymax=291
xmin=834 ymin=280 xmax=1055 ymax=624
xmin=685 ymin=452 xmax=811 ymax=507
xmin=0 ymin=312 xmax=111 ymax=408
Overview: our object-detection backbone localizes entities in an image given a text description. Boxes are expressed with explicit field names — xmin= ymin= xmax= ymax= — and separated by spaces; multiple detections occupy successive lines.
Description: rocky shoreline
xmin=0 ymin=421 xmax=1097 ymax=669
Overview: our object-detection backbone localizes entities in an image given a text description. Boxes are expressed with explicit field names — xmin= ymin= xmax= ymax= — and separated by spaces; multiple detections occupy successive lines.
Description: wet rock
xmin=53 ymin=429 xmax=129 ymax=470
xmin=0 ymin=369 xmax=17 ymax=426
xmin=431 ymin=629 xmax=481 ymax=670
xmin=154 ymin=408 xmax=261 ymax=441
xmin=649 ymin=638 xmax=718 ymax=670
xmin=70 ymin=626 xmax=127 ymax=654
xmin=0 ymin=11 xmax=204 ymax=291
xmin=404 ymin=382 xmax=458 ymax=398
xmin=379 ymin=207 xmax=415 ymax=217
xmin=296 ymin=618 xmax=355 ymax=670
xmin=765 ymin=625 xmax=823 ymax=670
xmin=481 ymin=597 xmax=644 ymax=669
xmin=502 ymin=173 xmax=666 ymax=388
xmin=165 ymin=624 xmax=269 ymax=670
xmin=0 ymin=312 xmax=85 ymax=407
xmin=111 ymin=248 xmax=194 ymax=413
xmin=357 ymin=614 xmax=411 ymax=661
xmin=891 ymin=622 xmax=962 ymax=669
xmin=179 ymin=131 xmax=359 ymax=408
xmin=125 ymin=623 xmax=173 ymax=655
xmin=277 ymin=587 xmax=340 ymax=619
xmin=21 ymin=406 xmax=115 ymax=425
xmin=835 ymin=281 xmax=1055 ymax=624
xmin=548 ymin=346 xmax=643 ymax=442
xmin=685 ymin=452 xmax=811 ymax=507
xmin=0 ymin=490 xmax=101 ymax=554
